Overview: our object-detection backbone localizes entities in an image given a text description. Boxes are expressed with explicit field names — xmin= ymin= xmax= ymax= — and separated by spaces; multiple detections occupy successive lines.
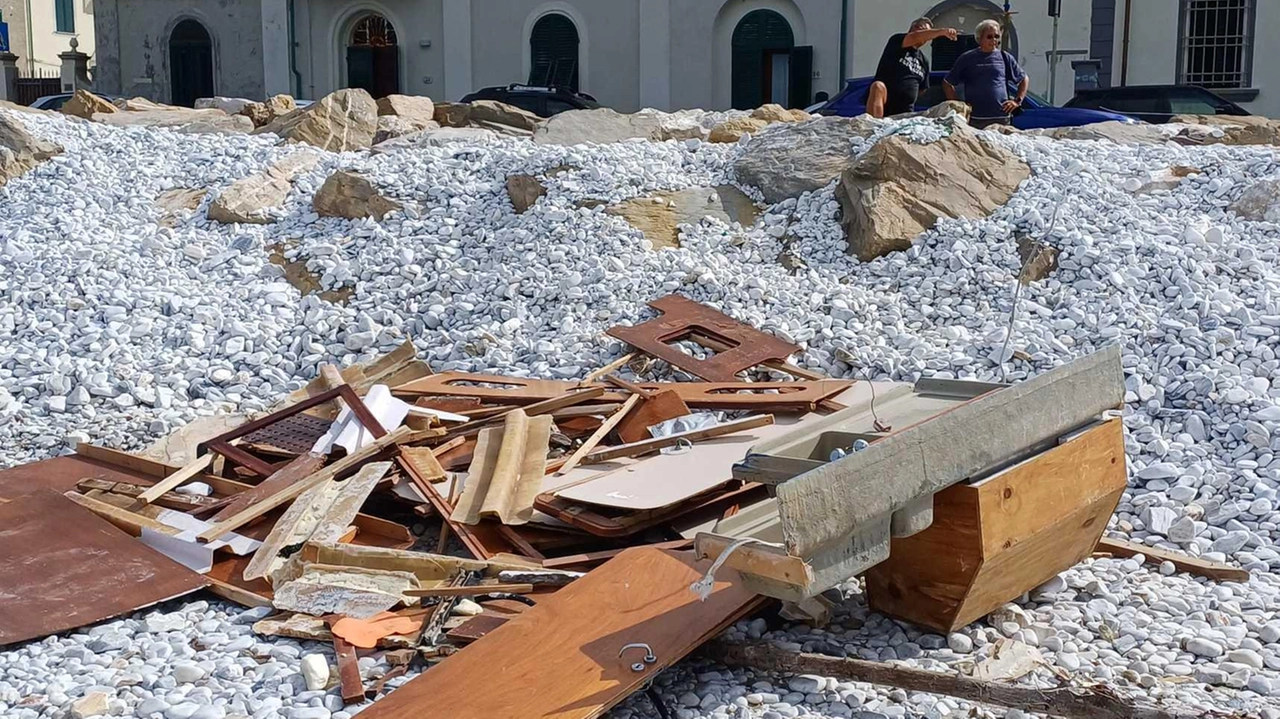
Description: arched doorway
xmin=169 ymin=19 xmax=214 ymax=108
xmin=529 ymin=13 xmax=579 ymax=91
xmin=926 ymin=0 xmax=1018 ymax=71
xmin=731 ymin=9 xmax=795 ymax=110
xmin=346 ymin=14 xmax=400 ymax=99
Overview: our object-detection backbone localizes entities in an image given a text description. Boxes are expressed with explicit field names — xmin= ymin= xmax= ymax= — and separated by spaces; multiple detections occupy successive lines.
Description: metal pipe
xmin=24 ymin=0 xmax=33 ymax=74
xmin=1120 ymin=0 xmax=1131 ymax=85
xmin=838 ymin=0 xmax=848 ymax=85
xmin=1049 ymin=14 xmax=1059 ymax=103
xmin=287 ymin=0 xmax=303 ymax=98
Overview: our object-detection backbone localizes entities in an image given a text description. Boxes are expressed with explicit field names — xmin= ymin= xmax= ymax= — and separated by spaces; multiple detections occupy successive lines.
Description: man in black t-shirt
xmin=868 ymin=18 xmax=958 ymax=118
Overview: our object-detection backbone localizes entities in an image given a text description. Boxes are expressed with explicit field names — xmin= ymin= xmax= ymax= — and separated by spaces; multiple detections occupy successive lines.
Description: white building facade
xmin=1 ymin=0 xmax=96 ymax=76
xmin=93 ymin=0 xmax=1273 ymax=117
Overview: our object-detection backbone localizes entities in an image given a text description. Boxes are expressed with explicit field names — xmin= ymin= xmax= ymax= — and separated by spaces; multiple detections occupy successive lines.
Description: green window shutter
xmin=529 ymin=13 xmax=579 ymax=91
xmin=56 ymin=0 xmax=75 ymax=33
xmin=731 ymin=10 xmax=794 ymax=110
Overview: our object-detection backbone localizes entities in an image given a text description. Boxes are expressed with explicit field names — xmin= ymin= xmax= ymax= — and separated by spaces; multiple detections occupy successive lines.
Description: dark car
xmin=816 ymin=73 xmax=1134 ymax=130
xmin=460 ymin=84 xmax=600 ymax=118
xmin=1064 ymin=85 xmax=1250 ymax=124
xmin=30 ymin=92 xmax=121 ymax=112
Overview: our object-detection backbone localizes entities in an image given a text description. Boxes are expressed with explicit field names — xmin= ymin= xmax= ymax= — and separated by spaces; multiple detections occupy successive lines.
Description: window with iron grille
xmin=1178 ymin=0 xmax=1255 ymax=89
xmin=55 ymin=0 xmax=75 ymax=33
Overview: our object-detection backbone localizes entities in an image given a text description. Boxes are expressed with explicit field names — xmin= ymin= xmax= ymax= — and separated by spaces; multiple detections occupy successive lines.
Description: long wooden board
xmin=357 ymin=549 xmax=762 ymax=719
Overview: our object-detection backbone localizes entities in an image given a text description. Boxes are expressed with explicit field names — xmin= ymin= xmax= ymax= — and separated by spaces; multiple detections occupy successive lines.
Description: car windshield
xmin=1025 ymin=90 xmax=1051 ymax=107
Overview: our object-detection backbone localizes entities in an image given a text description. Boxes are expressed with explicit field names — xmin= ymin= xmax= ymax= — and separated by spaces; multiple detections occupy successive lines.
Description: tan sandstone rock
xmin=506 ymin=174 xmax=547 ymax=214
xmin=207 ymin=151 xmax=319 ymax=224
xmin=255 ymin=89 xmax=378 ymax=152
xmin=0 ymin=114 xmax=62 ymax=187
xmin=60 ymin=89 xmax=118 ymax=120
xmin=313 ymin=170 xmax=402 ymax=221
xmin=709 ymin=117 xmax=769 ymax=143
xmin=606 ymin=185 xmax=758 ymax=249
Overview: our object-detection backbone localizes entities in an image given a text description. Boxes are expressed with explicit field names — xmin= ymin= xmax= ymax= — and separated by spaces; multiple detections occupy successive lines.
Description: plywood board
xmin=357 ymin=549 xmax=761 ymax=719
xmin=0 ymin=490 xmax=208 ymax=646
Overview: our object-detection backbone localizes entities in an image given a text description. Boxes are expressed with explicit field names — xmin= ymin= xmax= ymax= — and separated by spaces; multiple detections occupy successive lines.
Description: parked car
xmin=815 ymin=73 xmax=1134 ymax=130
xmin=460 ymin=84 xmax=599 ymax=118
xmin=30 ymin=92 xmax=121 ymax=112
xmin=1063 ymin=84 xmax=1250 ymax=124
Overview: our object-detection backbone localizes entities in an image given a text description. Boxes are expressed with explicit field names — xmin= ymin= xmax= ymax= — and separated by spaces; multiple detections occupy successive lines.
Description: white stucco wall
xmin=28 ymin=0 xmax=97 ymax=73
xmin=1113 ymin=0 xmax=1277 ymax=117
xmin=852 ymin=0 xmax=1093 ymax=104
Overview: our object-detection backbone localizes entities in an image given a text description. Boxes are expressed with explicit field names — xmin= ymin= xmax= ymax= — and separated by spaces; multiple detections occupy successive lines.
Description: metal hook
xmin=619 ymin=642 xmax=657 ymax=671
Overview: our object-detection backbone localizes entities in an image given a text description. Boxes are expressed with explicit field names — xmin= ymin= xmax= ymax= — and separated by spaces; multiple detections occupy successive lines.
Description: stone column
xmin=59 ymin=38 xmax=92 ymax=93
xmin=261 ymin=0 xmax=291 ymax=97
xmin=442 ymin=0 xmax=472 ymax=102
xmin=0 ymin=52 xmax=17 ymax=103
xmin=638 ymin=0 xmax=671 ymax=110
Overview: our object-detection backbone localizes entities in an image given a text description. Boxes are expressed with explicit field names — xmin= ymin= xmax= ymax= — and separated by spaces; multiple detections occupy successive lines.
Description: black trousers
xmin=972 ymin=116 xmax=1013 ymax=130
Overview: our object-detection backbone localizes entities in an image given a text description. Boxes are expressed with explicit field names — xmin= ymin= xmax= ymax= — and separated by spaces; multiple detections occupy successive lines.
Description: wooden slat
xmin=77 ymin=479 xmax=219 ymax=512
xmin=541 ymin=539 xmax=693 ymax=569
xmin=580 ymin=352 xmax=639 ymax=385
xmin=133 ymin=454 xmax=214 ymax=507
xmin=403 ymin=583 xmax=534 ymax=597
xmin=334 ymin=636 xmax=366 ymax=705
xmin=356 ymin=549 xmax=760 ymax=719
xmin=206 ymin=577 xmax=272 ymax=608
xmin=1096 ymin=537 xmax=1250 ymax=583
xmin=581 ymin=414 xmax=775 ymax=464
xmin=197 ymin=427 xmax=410 ymax=542
xmin=556 ymin=394 xmax=641 ymax=475
xmin=64 ymin=492 xmax=183 ymax=537
xmin=74 ymin=443 xmax=176 ymax=478
xmin=693 ymin=533 xmax=814 ymax=587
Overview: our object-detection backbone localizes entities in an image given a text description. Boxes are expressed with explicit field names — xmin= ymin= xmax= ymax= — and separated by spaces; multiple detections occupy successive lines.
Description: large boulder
xmin=467 ymin=100 xmax=542 ymax=132
xmin=734 ymin=116 xmax=879 ymax=203
xmin=115 ymin=97 xmax=185 ymax=112
xmin=196 ymin=97 xmax=254 ymax=115
xmin=534 ymin=108 xmax=660 ymax=145
xmin=433 ymin=102 xmax=472 ymax=128
xmin=255 ymin=89 xmax=378 ymax=152
xmin=506 ymin=174 xmax=547 ymax=214
xmin=373 ymin=115 xmax=439 ymax=144
xmin=93 ymin=109 xmax=253 ymax=134
xmin=1231 ymin=179 xmax=1280 ymax=222
xmin=709 ymin=116 xmax=769 ymax=143
xmin=371 ymin=126 xmax=497 ymax=153
xmin=606 ymin=185 xmax=758 ymax=249
xmin=240 ymin=95 xmax=298 ymax=128
xmin=0 ymin=115 xmax=62 ymax=187
xmin=207 ymin=151 xmax=319 ymax=224
xmin=837 ymin=124 xmax=1030 ymax=261
xmin=924 ymin=100 xmax=971 ymax=121
xmin=377 ymin=95 xmax=436 ymax=125
xmin=60 ymin=89 xmax=118 ymax=120
xmin=751 ymin=104 xmax=796 ymax=123
xmin=313 ymin=170 xmax=402 ymax=221
xmin=1037 ymin=121 xmax=1171 ymax=144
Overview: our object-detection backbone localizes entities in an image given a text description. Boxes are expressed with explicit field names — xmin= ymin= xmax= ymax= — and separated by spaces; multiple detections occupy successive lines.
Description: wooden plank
xmin=542 ymin=539 xmax=693 ymax=569
xmin=395 ymin=373 xmax=625 ymax=404
xmin=64 ymin=491 xmax=183 ymax=537
xmin=132 ymin=454 xmax=214 ymax=507
xmin=581 ymin=352 xmax=639 ymax=385
xmin=615 ymin=389 xmax=691 ymax=444
xmin=206 ymin=577 xmax=272 ymax=608
xmin=0 ymin=490 xmax=207 ymax=646
xmin=1096 ymin=537 xmax=1250 ymax=583
xmin=403 ymin=583 xmax=534 ymax=597
xmin=356 ymin=549 xmax=760 ymax=719
xmin=401 ymin=446 xmax=446 ymax=483
xmin=77 ymin=479 xmax=219 ymax=512
xmin=74 ymin=443 xmax=177 ymax=478
xmin=693 ymin=533 xmax=814 ymax=588
xmin=301 ymin=542 xmax=554 ymax=580
xmin=242 ymin=461 xmax=392 ymax=582
xmin=334 ymin=636 xmax=367 ymax=705
xmin=580 ymin=414 xmax=775 ymax=464
xmin=556 ymin=394 xmax=641 ymax=476
xmin=197 ymin=427 xmax=410 ymax=542
xmin=450 ymin=388 xmax=608 ymax=436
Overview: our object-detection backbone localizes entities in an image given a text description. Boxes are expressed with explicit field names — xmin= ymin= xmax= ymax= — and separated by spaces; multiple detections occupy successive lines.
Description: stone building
xmin=1 ymin=0 xmax=96 ymax=76
xmin=88 ymin=0 xmax=1272 ymax=117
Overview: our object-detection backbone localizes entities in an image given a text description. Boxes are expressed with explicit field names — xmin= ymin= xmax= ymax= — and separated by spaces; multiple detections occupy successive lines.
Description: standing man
xmin=943 ymin=19 xmax=1029 ymax=129
xmin=867 ymin=18 xmax=959 ymax=118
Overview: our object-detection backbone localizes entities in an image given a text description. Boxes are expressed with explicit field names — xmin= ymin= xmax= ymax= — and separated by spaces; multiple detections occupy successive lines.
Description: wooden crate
xmin=864 ymin=418 xmax=1126 ymax=632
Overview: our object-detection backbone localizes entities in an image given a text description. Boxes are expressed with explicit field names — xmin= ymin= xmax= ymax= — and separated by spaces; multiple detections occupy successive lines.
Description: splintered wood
xmin=451 ymin=410 xmax=551 ymax=526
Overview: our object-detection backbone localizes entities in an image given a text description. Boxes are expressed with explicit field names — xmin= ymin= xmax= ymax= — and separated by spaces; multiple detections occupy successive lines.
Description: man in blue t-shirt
xmin=943 ymin=19 xmax=1029 ymax=129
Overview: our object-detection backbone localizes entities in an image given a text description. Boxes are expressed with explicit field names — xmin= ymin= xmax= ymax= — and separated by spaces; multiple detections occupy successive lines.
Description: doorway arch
xmin=731 ymin=9 xmax=794 ymax=110
xmin=925 ymin=0 xmax=1019 ymax=71
xmin=529 ymin=13 xmax=580 ymax=91
xmin=169 ymin=19 xmax=214 ymax=107
xmin=346 ymin=13 xmax=400 ymax=98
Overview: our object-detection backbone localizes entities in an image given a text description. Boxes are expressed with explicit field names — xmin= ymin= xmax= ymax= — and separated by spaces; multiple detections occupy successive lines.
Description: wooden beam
xmin=77 ymin=479 xmax=219 ymax=512
xmin=580 ymin=352 xmax=639 ymax=385
xmin=403 ymin=583 xmax=534 ymax=598
xmin=74 ymin=443 xmax=176 ymax=478
xmin=555 ymin=394 xmax=641 ymax=476
xmin=1096 ymin=537 xmax=1250 ymax=583
xmin=63 ymin=492 xmax=182 ymax=537
xmin=132 ymin=454 xmax=214 ymax=507
xmin=710 ymin=641 xmax=1192 ymax=719
xmin=541 ymin=539 xmax=693 ymax=569
xmin=206 ymin=577 xmax=272 ymax=608
xmin=333 ymin=635 xmax=367 ymax=705
xmin=197 ymin=427 xmax=411 ymax=542
xmin=581 ymin=414 xmax=775 ymax=464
